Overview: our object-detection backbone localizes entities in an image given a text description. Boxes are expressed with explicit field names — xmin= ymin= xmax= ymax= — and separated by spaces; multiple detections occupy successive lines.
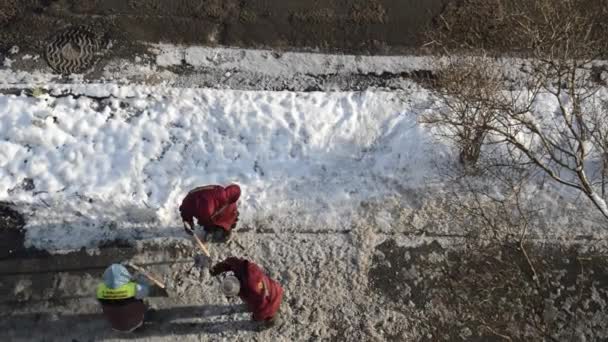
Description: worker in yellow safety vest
xmin=96 ymin=264 xmax=151 ymax=332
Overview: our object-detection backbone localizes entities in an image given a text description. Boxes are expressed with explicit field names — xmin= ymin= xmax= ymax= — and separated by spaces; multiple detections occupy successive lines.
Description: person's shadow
xmin=1 ymin=304 xmax=259 ymax=340
xmin=129 ymin=304 xmax=259 ymax=338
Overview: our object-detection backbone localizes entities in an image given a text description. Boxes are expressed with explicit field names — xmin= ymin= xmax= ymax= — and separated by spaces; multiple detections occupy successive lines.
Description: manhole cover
xmin=45 ymin=26 xmax=103 ymax=75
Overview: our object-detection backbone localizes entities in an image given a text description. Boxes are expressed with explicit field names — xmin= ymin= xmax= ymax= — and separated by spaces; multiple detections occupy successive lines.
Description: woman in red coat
xmin=179 ymin=184 xmax=241 ymax=242
xmin=210 ymin=257 xmax=284 ymax=328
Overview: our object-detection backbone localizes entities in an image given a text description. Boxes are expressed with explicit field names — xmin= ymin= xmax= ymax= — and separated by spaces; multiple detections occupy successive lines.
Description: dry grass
xmin=429 ymin=0 xmax=608 ymax=56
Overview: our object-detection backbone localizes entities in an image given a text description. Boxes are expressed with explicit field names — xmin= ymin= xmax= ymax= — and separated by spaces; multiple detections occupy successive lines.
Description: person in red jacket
xmin=179 ymin=184 xmax=241 ymax=242
xmin=209 ymin=257 xmax=284 ymax=328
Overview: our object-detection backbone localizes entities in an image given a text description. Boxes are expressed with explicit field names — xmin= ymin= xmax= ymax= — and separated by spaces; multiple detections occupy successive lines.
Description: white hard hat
xmin=221 ymin=275 xmax=241 ymax=297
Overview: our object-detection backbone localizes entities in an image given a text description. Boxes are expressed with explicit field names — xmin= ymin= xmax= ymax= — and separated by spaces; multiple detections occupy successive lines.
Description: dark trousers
xmin=203 ymin=225 xmax=232 ymax=242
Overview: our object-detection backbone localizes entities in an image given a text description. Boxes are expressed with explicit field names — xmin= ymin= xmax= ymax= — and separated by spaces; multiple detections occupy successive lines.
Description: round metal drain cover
xmin=45 ymin=26 xmax=103 ymax=75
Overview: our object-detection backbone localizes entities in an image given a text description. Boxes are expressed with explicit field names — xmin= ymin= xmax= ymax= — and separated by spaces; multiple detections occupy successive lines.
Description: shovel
xmin=184 ymin=222 xmax=211 ymax=257
xmin=123 ymin=262 xmax=170 ymax=297
xmin=183 ymin=222 xmax=215 ymax=275
xmin=124 ymin=262 xmax=166 ymax=289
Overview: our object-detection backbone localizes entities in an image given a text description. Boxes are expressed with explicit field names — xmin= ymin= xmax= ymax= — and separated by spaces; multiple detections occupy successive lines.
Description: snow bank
xmin=0 ymin=85 xmax=444 ymax=250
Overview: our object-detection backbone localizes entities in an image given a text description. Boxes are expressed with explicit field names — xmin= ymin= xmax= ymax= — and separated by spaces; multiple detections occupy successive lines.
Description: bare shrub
xmin=510 ymin=0 xmax=608 ymax=59
xmin=589 ymin=100 xmax=608 ymax=199
xmin=425 ymin=0 xmax=608 ymax=221
xmin=420 ymin=56 xmax=511 ymax=170
xmin=429 ymin=0 xmax=608 ymax=56
xmin=420 ymin=2 xmax=608 ymax=339
xmin=430 ymin=0 xmax=508 ymax=51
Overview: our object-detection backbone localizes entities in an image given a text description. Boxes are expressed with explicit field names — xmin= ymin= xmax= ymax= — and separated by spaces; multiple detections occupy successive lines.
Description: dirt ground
xmin=0 ymin=0 xmax=448 ymax=57
xmin=2 ymin=230 xmax=608 ymax=341
xmin=1 ymin=195 xmax=608 ymax=341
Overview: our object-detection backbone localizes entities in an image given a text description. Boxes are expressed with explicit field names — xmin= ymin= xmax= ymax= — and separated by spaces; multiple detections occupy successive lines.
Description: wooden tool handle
xmin=184 ymin=221 xmax=211 ymax=257
xmin=127 ymin=263 xmax=166 ymax=289
xmin=192 ymin=232 xmax=211 ymax=257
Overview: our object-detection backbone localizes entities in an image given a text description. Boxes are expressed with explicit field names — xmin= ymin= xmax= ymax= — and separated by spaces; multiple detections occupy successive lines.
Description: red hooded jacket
xmin=211 ymin=257 xmax=284 ymax=321
xmin=179 ymin=184 xmax=241 ymax=231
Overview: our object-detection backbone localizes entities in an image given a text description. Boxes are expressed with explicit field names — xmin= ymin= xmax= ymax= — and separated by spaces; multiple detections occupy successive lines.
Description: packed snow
xmin=152 ymin=44 xmax=433 ymax=76
xmin=1 ymin=44 xmax=434 ymax=89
